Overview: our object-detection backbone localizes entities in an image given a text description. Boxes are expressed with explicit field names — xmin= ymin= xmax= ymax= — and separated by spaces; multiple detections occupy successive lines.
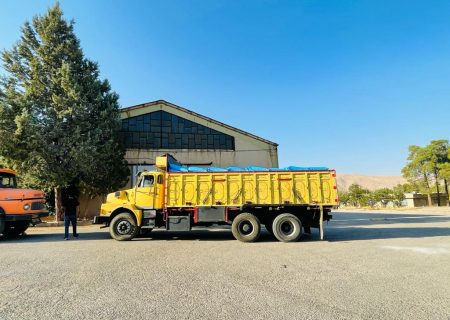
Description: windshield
xmin=0 ymin=173 xmax=17 ymax=188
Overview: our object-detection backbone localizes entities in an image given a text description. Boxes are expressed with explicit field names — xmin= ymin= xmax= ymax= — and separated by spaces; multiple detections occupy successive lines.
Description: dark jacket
xmin=61 ymin=188 xmax=79 ymax=217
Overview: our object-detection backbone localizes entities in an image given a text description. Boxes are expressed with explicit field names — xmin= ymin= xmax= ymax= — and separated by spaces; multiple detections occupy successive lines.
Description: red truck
xmin=0 ymin=169 xmax=48 ymax=237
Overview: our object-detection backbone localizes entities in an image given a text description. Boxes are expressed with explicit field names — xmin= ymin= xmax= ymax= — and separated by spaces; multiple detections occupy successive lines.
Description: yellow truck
xmin=94 ymin=154 xmax=338 ymax=242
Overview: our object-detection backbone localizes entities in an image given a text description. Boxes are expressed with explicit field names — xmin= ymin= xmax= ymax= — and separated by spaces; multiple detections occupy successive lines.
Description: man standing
xmin=61 ymin=185 xmax=80 ymax=240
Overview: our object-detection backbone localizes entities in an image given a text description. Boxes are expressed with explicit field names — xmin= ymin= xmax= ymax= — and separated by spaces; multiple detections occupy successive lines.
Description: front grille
xmin=31 ymin=202 xmax=44 ymax=210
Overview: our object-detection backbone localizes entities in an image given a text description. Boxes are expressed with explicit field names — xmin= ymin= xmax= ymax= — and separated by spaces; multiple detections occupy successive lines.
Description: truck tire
xmin=110 ymin=213 xmax=139 ymax=241
xmin=3 ymin=221 xmax=30 ymax=237
xmin=231 ymin=213 xmax=261 ymax=242
xmin=272 ymin=213 xmax=302 ymax=242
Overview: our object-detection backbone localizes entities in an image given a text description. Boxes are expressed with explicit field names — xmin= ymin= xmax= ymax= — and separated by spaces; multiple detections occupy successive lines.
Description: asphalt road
xmin=1 ymin=210 xmax=450 ymax=320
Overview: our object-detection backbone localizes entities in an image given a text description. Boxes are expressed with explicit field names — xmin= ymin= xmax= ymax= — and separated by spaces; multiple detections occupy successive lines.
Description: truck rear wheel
xmin=110 ymin=213 xmax=139 ymax=241
xmin=231 ymin=213 xmax=261 ymax=242
xmin=272 ymin=213 xmax=302 ymax=242
xmin=3 ymin=221 xmax=29 ymax=237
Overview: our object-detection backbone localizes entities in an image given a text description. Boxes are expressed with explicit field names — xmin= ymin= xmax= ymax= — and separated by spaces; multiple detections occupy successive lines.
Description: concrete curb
xmin=33 ymin=220 xmax=93 ymax=227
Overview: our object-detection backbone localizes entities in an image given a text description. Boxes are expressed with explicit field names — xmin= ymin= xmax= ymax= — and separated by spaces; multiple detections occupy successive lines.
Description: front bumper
xmin=5 ymin=211 xmax=49 ymax=222
xmin=93 ymin=215 xmax=110 ymax=225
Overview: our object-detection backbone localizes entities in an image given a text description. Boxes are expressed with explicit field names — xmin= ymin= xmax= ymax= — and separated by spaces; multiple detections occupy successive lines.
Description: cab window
xmin=140 ymin=175 xmax=154 ymax=187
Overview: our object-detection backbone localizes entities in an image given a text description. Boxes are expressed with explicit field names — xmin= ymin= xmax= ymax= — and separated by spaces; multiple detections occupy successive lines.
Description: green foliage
xmin=0 ymin=156 xmax=6 ymax=169
xmin=402 ymin=145 xmax=431 ymax=187
xmin=441 ymin=163 xmax=450 ymax=180
xmin=424 ymin=140 xmax=449 ymax=171
xmin=392 ymin=184 xmax=407 ymax=206
xmin=0 ymin=3 xmax=129 ymax=197
xmin=339 ymin=183 xmax=417 ymax=208
xmin=338 ymin=190 xmax=350 ymax=206
xmin=372 ymin=188 xmax=394 ymax=207
xmin=347 ymin=184 xmax=371 ymax=207
xmin=402 ymin=140 xmax=449 ymax=206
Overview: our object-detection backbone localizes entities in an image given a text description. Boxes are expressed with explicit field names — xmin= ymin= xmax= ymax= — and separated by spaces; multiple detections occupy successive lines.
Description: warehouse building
xmin=79 ymin=100 xmax=279 ymax=217
xmin=120 ymin=100 xmax=279 ymax=187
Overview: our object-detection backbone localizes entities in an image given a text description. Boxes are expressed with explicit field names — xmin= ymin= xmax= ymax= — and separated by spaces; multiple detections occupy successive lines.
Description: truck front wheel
xmin=231 ymin=213 xmax=261 ymax=242
xmin=110 ymin=213 xmax=139 ymax=241
xmin=272 ymin=213 xmax=302 ymax=242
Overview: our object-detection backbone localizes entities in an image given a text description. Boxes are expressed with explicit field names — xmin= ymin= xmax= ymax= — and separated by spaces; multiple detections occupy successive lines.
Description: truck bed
xmin=165 ymin=170 xmax=338 ymax=208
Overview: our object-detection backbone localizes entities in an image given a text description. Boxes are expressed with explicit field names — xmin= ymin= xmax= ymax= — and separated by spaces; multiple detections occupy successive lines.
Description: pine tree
xmin=0 ymin=3 xmax=129 ymax=216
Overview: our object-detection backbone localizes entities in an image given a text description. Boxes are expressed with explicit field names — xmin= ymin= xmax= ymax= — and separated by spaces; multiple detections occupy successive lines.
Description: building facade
xmin=120 ymin=100 xmax=279 ymax=187
xmin=403 ymin=192 xmax=449 ymax=207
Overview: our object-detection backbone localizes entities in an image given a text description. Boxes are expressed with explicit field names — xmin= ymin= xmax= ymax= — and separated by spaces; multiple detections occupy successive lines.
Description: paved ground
xmin=1 ymin=210 xmax=450 ymax=320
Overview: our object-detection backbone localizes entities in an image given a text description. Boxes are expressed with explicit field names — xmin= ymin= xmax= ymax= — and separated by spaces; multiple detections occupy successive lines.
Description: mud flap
xmin=319 ymin=205 xmax=324 ymax=240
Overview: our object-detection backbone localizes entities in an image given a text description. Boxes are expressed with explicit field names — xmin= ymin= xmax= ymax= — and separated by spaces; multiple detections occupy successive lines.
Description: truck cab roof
xmin=0 ymin=169 xmax=17 ymax=176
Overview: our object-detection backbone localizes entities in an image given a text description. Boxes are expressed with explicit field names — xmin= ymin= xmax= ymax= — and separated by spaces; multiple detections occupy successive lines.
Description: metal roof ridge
xmin=121 ymin=100 xmax=278 ymax=146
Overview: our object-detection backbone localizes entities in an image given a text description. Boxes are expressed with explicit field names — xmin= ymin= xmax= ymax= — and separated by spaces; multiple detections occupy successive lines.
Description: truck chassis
xmin=94 ymin=204 xmax=333 ymax=242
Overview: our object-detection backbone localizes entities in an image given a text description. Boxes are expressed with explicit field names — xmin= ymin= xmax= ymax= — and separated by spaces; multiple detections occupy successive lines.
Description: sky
xmin=1 ymin=0 xmax=449 ymax=176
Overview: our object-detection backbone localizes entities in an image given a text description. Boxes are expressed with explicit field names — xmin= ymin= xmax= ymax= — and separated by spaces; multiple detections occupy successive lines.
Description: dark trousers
xmin=64 ymin=215 xmax=77 ymax=238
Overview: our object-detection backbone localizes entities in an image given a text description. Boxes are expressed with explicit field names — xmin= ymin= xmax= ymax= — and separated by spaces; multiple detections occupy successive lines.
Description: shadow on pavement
xmin=321 ymin=212 xmax=450 ymax=242
xmin=332 ymin=212 xmax=450 ymax=226
xmin=325 ymin=226 xmax=450 ymax=242
xmin=0 ymin=231 xmax=111 ymax=244
xmin=2 ymin=211 xmax=450 ymax=243
xmin=0 ymin=227 xmax=281 ymax=243
xmin=134 ymin=228 xmax=281 ymax=243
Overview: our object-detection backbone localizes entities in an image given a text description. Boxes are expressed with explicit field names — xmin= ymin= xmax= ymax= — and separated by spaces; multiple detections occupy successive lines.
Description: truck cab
xmin=95 ymin=171 xmax=165 ymax=240
xmin=0 ymin=169 xmax=49 ymax=237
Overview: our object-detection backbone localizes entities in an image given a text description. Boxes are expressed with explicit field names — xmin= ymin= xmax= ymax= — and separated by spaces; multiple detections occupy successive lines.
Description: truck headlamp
xmin=23 ymin=204 xmax=31 ymax=210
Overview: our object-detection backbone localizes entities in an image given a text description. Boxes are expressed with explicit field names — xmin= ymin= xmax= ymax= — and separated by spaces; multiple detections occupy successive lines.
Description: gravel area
xmin=1 ymin=210 xmax=450 ymax=320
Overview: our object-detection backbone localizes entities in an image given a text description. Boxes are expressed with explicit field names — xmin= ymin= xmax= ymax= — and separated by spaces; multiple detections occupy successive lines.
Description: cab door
xmin=153 ymin=173 xmax=165 ymax=209
xmin=135 ymin=174 xmax=156 ymax=208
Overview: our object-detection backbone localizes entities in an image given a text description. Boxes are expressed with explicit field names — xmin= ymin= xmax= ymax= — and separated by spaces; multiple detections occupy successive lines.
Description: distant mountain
xmin=336 ymin=174 xmax=406 ymax=191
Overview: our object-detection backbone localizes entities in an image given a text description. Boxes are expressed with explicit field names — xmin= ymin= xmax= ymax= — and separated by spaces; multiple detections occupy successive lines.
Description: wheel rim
xmin=279 ymin=220 xmax=295 ymax=236
xmin=116 ymin=220 xmax=132 ymax=235
xmin=238 ymin=220 xmax=254 ymax=236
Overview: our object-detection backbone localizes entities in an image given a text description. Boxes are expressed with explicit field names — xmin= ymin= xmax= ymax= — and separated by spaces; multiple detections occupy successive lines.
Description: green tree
xmin=338 ymin=190 xmax=350 ymax=206
xmin=402 ymin=145 xmax=433 ymax=206
xmin=347 ymin=184 xmax=370 ymax=207
xmin=372 ymin=188 xmax=394 ymax=207
xmin=439 ymin=153 xmax=450 ymax=206
xmin=392 ymin=184 xmax=407 ymax=207
xmin=423 ymin=140 xmax=449 ymax=206
xmin=0 ymin=4 xmax=129 ymax=216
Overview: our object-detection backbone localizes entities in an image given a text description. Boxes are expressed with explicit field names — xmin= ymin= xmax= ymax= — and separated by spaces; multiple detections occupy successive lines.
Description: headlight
xmin=23 ymin=204 xmax=31 ymax=210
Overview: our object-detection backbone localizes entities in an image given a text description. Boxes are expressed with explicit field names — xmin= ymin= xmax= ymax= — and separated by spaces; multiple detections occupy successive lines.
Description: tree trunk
xmin=54 ymin=186 xmax=62 ymax=222
xmin=444 ymin=179 xmax=450 ymax=207
xmin=424 ymin=173 xmax=432 ymax=206
xmin=434 ymin=170 xmax=441 ymax=206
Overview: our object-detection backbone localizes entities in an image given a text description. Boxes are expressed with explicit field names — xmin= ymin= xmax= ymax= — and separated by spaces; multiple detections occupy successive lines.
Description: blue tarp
xmin=168 ymin=163 xmax=328 ymax=173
